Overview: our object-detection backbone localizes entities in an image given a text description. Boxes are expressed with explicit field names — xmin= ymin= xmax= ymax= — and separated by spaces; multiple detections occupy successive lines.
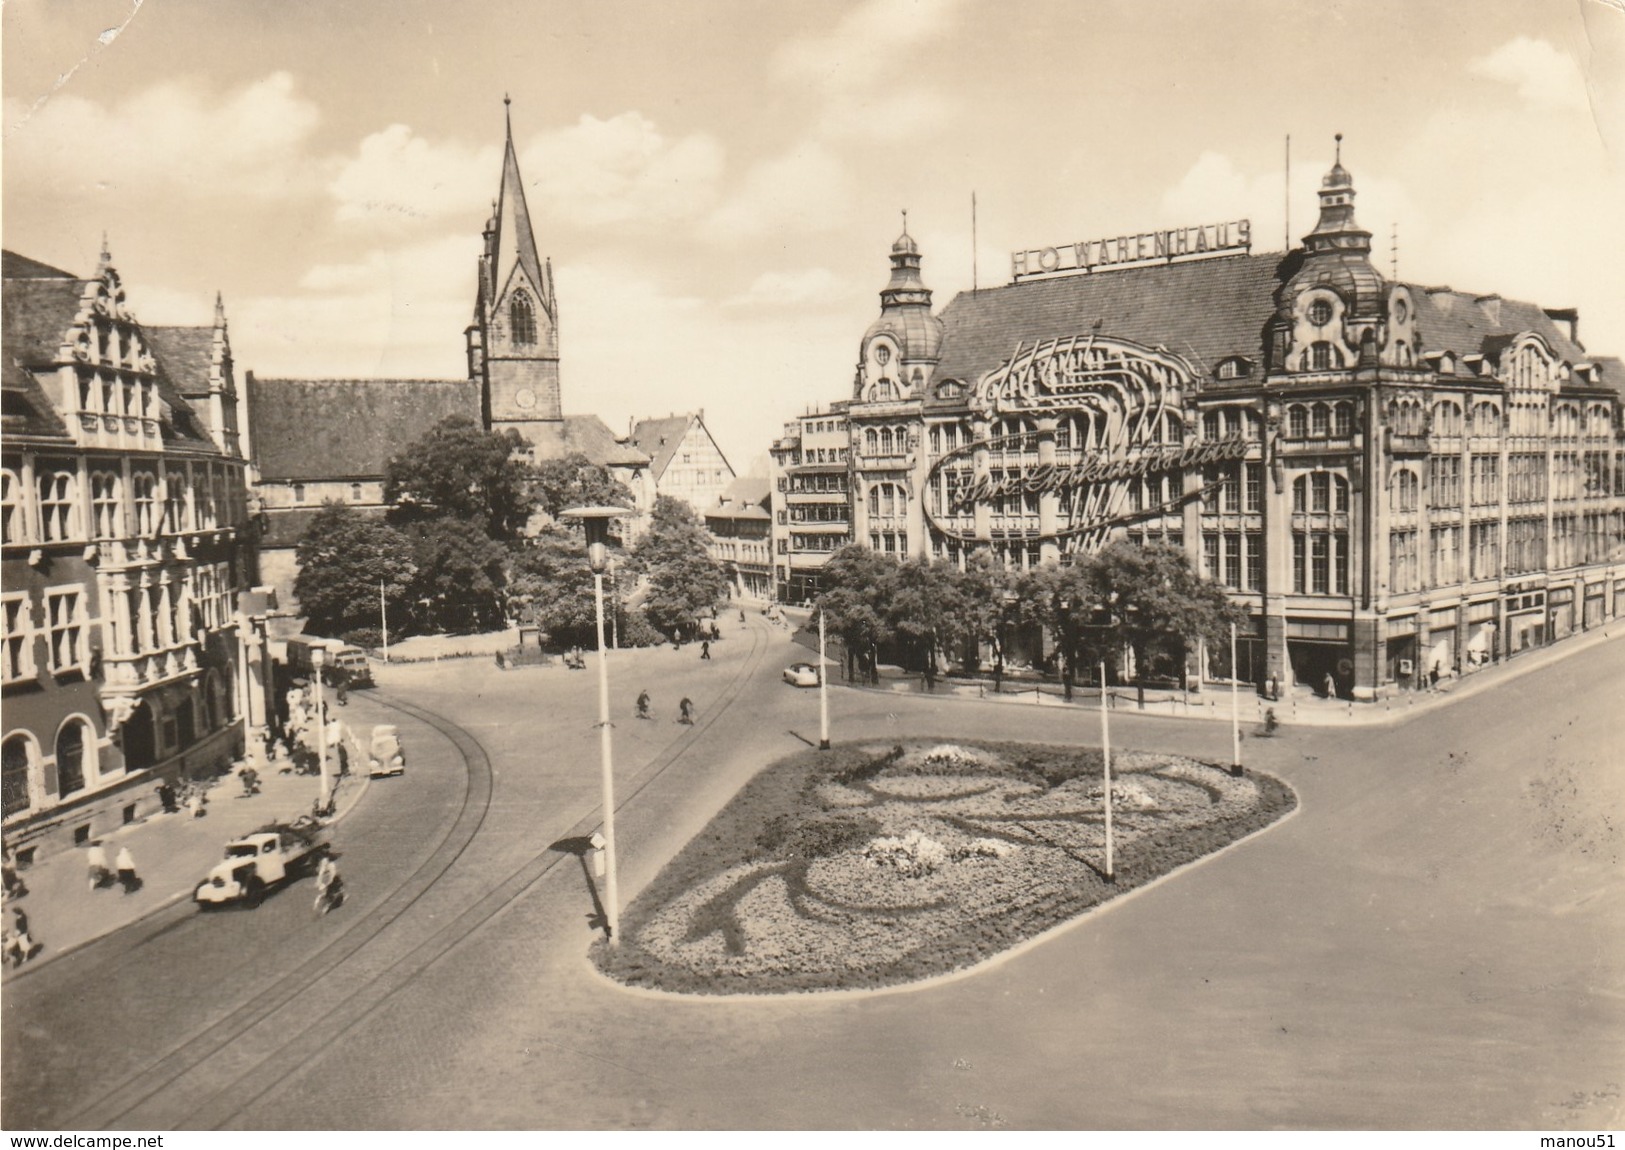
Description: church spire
xmin=491 ymin=98 xmax=551 ymax=318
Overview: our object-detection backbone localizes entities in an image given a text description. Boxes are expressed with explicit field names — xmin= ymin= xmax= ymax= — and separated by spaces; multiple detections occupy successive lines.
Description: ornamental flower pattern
xmin=606 ymin=740 xmax=1295 ymax=993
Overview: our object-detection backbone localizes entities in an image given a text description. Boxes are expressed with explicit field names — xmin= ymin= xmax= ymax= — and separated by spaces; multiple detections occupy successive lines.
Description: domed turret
xmin=857 ymin=214 xmax=944 ymax=400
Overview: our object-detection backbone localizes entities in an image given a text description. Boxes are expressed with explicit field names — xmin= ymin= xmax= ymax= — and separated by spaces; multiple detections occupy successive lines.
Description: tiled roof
xmin=2 ymin=251 xmax=76 ymax=279
xmin=629 ymin=414 xmax=695 ymax=479
xmin=1590 ymin=356 xmax=1625 ymax=400
xmin=559 ymin=414 xmax=649 ymax=467
xmin=145 ymin=326 xmax=217 ymax=397
xmin=722 ymin=475 xmax=770 ymax=507
xmin=706 ymin=504 xmax=771 ymax=522
xmin=3 ymin=274 xmax=86 ymax=367
xmin=1408 ymin=287 xmax=1589 ymax=365
xmin=247 ymin=377 xmax=479 ymax=482
xmin=930 ymin=252 xmax=1288 ymax=393
xmin=2 ymin=359 xmax=71 ymax=440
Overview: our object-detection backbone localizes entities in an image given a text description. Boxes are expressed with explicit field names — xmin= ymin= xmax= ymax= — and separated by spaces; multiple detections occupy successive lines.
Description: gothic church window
xmin=510 ymin=291 xmax=538 ymax=345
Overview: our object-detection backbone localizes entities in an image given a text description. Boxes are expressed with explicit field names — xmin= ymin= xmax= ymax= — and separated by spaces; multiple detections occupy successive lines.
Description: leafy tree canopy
xmin=384 ymin=416 xmax=537 ymax=540
xmin=1086 ymin=541 xmax=1246 ymax=671
xmin=532 ymin=452 xmax=635 ymax=521
xmin=404 ymin=517 xmax=510 ymax=635
xmin=293 ymin=503 xmax=416 ymax=637
xmin=630 ymin=495 xmax=728 ymax=638
xmin=509 ymin=527 xmax=620 ymax=649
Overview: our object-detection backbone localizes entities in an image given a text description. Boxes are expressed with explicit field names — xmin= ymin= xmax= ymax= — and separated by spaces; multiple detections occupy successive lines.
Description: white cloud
xmin=2 ymin=72 xmax=324 ymax=200
xmin=329 ymin=125 xmax=499 ymax=225
xmin=724 ymin=267 xmax=850 ymax=309
xmin=1470 ymin=36 xmax=1589 ymax=112
xmin=705 ymin=143 xmax=854 ymax=239
xmin=525 ymin=113 xmax=725 ymax=228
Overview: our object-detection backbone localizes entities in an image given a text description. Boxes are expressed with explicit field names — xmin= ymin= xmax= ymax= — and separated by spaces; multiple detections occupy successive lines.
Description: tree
xmin=947 ymin=552 xmax=1022 ymax=688
xmin=384 ymin=416 xmax=537 ymax=540
xmin=509 ymin=527 xmax=617 ymax=649
xmin=816 ymin=545 xmax=895 ymax=684
xmin=531 ymin=452 xmax=634 ymax=521
xmin=1016 ymin=561 xmax=1097 ymax=699
xmin=884 ymin=560 xmax=959 ymax=686
xmin=1087 ymin=541 xmax=1247 ymax=696
xmin=293 ymin=503 xmax=416 ymax=637
xmin=630 ymin=496 xmax=727 ymax=640
xmin=405 ymin=518 xmax=510 ymax=634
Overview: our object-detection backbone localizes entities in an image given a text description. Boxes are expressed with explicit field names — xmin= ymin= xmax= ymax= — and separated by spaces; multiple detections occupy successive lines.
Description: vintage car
xmin=195 ymin=820 xmax=329 ymax=907
xmin=368 ymin=724 xmax=406 ymax=778
xmin=782 ymin=662 xmax=822 ymax=688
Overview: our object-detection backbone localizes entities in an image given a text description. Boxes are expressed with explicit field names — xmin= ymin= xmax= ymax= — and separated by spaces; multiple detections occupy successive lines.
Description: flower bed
xmin=595 ymin=739 xmax=1295 ymax=994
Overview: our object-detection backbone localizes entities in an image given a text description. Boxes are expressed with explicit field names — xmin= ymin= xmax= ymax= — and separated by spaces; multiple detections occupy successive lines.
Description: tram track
xmin=70 ymin=616 xmax=770 ymax=1131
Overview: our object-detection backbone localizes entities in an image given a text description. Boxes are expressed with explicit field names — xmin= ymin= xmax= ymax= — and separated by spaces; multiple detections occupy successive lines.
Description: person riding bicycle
xmin=315 ymin=855 xmax=344 ymax=913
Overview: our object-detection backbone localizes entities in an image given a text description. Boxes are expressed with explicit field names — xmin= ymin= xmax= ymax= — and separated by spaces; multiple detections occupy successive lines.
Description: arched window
xmin=868 ymin=487 xmax=879 ymax=516
xmin=1288 ymin=405 xmax=1308 ymax=439
xmin=1311 ymin=404 xmax=1330 ymax=437
xmin=2 ymin=733 xmax=35 ymax=818
xmin=120 ymin=703 xmax=157 ymax=772
xmin=1433 ymin=401 xmax=1464 ymax=437
xmin=929 ymin=427 xmax=941 ymax=456
xmin=880 ymin=427 xmax=895 ymax=454
xmin=91 ymin=472 xmax=121 ymax=540
xmin=864 ymin=429 xmax=878 ymax=455
xmin=509 ymin=291 xmax=537 ymax=345
xmin=350 ymin=483 xmax=363 ymax=502
xmin=1332 ymin=403 xmax=1353 ymax=437
xmin=293 ymin=483 xmax=306 ymax=504
xmin=1203 ymin=412 xmax=1222 ymax=441
xmin=55 ymin=719 xmax=89 ymax=797
xmin=38 ymin=470 xmax=77 ymax=542
xmin=1310 ymin=342 xmax=1338 ymax=371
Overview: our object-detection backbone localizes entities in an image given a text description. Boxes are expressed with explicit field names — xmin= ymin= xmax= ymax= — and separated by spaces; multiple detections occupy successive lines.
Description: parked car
xmin=368 ymin=724 xmax=405 ymax=777
xmin=783 ymin=662 xmax=822 ymax=688
xmin=194 ymin=819 xmax=329 ymax=908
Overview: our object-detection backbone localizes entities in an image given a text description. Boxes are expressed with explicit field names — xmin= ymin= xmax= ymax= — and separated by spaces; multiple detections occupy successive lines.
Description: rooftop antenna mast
xmin=971 ymin=192 xmax=979 ymax=295
xmin=1390 ymin=222 xmax=1399 ymax=281
xmin=1284 ymin=135 xmax=1291 ymax=251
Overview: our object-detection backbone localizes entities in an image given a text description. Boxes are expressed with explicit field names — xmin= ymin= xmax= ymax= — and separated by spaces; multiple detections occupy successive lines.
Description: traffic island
xmin=593 ymin=739 xmax=1296 ymax=994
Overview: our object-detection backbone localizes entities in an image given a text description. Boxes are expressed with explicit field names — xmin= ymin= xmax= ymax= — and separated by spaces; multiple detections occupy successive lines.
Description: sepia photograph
xmin=2 ymin=0 xmax=1622 ymax=1138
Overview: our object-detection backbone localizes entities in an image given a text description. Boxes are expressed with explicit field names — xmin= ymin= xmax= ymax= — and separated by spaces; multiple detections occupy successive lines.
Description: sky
xmin=4 ymin=0 xmax=1624 ymax=474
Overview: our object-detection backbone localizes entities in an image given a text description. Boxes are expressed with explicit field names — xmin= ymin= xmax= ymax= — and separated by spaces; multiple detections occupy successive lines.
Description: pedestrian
xmin=636 ymin=690 xmax=651 ymax=720
xmin=155 ymin=781 xmax=179 ymax=814
xmin=6 ymin=906 xmax=38 ymax=966
xmin=700 ymin=640 xmax=711 ymax=661
xmin=1322 ymin=671 xmax=1336 ymax=699
xmin=678 ymin=697 xmax=694 ymax=725
xmin=87 ymin=840 xmax=110 ymax=891
xmin=1428 ymin=655 xmax=1442 ymax=690
xmin=115 ymin=845 xmax=140 ymax=894
xmin=238 ymin=766 xmax=260 ymax=797
xmin=188 ymin=788 xmax=206 ymax=819
xmin=1 ymin=847 xmax=24 ymax=900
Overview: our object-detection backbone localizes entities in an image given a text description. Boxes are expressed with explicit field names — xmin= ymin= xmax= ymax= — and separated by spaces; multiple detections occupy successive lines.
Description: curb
xmin=834 ymin=625 xmax=1623 ymax=729
xmin=3 ymin=770 xmax=372 ymax=982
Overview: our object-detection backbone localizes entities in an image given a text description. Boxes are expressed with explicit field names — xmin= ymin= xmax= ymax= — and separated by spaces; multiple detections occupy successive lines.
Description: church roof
xmin=492 ymin=106 xmax=551 ymax=317
xmin=246 ymin=376 xmax=478 ymax=482
xmin=929 ymin=252 xmax=1285 ymax=394
xmin=2 ymin=251 xmax=77 ymax=280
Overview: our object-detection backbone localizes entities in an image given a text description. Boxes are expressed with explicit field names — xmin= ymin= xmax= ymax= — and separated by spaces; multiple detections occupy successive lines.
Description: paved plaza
xmin=4 ymin=616 xmax=1621 ymax=1130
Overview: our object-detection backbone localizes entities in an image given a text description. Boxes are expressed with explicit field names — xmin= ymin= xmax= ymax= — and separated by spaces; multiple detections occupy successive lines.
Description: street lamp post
xmin=311 ymin=646 xmax=331 ymax=814
xmin=818 ymin=604 xmax=830 ymax=750
xmin=1229 ymin=621 xmax=1243 ymax=776
xmin=564 ymin=505 xmax=632 ymax=945
xmin=1098 ymin=657 xmax=1115 ymax=883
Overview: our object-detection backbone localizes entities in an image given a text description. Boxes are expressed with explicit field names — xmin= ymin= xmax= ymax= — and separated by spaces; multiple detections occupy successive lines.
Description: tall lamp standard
xmin=563 ymin=505 xmax=632 ymax=945
xmin=1228 ymin=621 xmax=1243 ymax=776
xmin=310 ymin=646 xmax=331 ymax=814
xmin=817 ymin=603 xmax=830 ymax=750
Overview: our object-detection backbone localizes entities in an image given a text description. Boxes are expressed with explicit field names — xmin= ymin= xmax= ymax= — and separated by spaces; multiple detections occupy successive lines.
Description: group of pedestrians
xmin=86 ymin=840 xmax=141 ymax=894
xmin=3 ymin=847 xmax=39 ymax=968
xmin=635 ymin=690 xmax=695 ymax=725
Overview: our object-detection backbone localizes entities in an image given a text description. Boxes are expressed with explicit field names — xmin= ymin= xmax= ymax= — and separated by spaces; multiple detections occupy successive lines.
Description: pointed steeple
xmin=214 ymin=290 xmax=227 ymax=329
xmin=491 ymin=98 xmax=551 ymax=318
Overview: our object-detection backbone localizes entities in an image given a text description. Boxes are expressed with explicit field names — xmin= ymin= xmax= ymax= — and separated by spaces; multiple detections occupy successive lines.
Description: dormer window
xmin=1216 ymin=357 xmax=1251 ymax=381
xmin=1310 ymin=342 xmax=1338 ymax=371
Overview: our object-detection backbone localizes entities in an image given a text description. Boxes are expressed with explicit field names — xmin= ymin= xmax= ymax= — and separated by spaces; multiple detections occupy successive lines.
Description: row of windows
xmin=789 ymin=533 xmax=847 ymax=552
xmin=2 ymin=587 xmax=88 ymax=684
xmin=862 ymin=425 xmax=912 ymax=457
xmin=1202 ymin=532 xmax=1263 ymax=591
xmin=789 ymin=504 xmax=847 ymax=524
xmin=1285 ymin=402 xmax=1354 ymax=439
xmin=72 ymin=369 xmax=158 ymax=422
xmin=1293 ymin=531 xmax=1350 ymax=595
xmin=2 ymin=464 xmax=243 ymax=546
xmin=1293 ymin=473 xmax=1351 ymax=515
xmin=783 ymin=474 xmax=847 ymax=494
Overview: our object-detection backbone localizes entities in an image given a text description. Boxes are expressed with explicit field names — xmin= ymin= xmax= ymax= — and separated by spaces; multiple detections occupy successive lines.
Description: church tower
xmin=467 ymin=98 xmax=563 ymax=453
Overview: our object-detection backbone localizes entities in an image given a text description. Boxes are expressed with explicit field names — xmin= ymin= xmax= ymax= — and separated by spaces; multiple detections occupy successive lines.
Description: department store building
xmin=774 ymin=145 xmax=1625 ymax=700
